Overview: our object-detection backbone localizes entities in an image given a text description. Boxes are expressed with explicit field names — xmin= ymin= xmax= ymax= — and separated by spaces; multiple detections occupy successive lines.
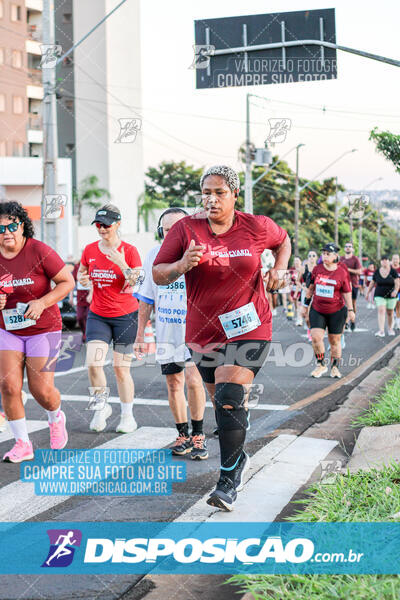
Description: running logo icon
xmin=41 ymin=529 xmax=82 ymax=568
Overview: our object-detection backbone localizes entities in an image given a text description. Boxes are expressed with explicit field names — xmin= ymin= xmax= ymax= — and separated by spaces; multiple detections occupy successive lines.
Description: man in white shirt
xmin=134 ymin=208 xmax=207 ymax=460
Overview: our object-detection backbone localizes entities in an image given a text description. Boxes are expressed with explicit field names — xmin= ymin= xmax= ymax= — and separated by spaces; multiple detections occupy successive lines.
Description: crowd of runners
xmin=0 ymin=165 xmax=399 ymax=511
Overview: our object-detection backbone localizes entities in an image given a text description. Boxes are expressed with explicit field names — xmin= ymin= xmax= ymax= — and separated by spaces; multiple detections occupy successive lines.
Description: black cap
xmin=91 ymin=208 xmax=121 ymax=226
xmin=321 ymin=243 xmax=339 ymax=253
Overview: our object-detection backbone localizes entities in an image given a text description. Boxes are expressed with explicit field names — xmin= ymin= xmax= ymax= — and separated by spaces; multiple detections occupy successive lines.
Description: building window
xmin=12 ymin=96 xmax=24 ymax=114
xmin=0 ymin=141 xmax=6 ymax=156
xmin=0 ymin=94 xmax=5 ymax=112
xmin=10 ymin=4 xmax=21 ymax=21
xmin=63 ymin=13 xmax=72 ymax=24
xmin=62 ymin=55 xmax=73 ymax=67
xmin=13 ymin=141 xmax=24 ymax=156
xmin=11 ymin=49 xmax=23 ymax=68
xmin=64 ymin=99 xmax=74 ymax=111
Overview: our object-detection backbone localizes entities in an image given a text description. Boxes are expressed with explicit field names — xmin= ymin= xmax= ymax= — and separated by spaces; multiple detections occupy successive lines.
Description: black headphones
xmin=157 ymin=208 xmax=188 ymax=240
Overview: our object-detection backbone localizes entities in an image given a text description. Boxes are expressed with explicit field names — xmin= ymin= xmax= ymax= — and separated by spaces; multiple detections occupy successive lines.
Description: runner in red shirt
xmin=362 ymin=262 xmax=375 ymax=309
xmin=153 ymin=165 xmax=291 ymax=511
xmin=78 ymin=204 xmax=143 ymax=434
xmin=0 ymin=202 xmax=74 ymax=463
xmin=340 ymin=241 xmax=362 ymax=329
xmin=305 ymin=243 xmax=354 ymax=379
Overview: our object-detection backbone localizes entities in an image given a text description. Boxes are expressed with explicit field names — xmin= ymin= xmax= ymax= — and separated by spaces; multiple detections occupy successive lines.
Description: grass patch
xmin=228 ymin=573 xmax=400 ymax=599
xmin=353 ymin=375 xmax=400 ymax=427
xmin=287 ymin=463 xmax=400 ymax=523
xmin=228 ymin=464 xmax=400 ymax=598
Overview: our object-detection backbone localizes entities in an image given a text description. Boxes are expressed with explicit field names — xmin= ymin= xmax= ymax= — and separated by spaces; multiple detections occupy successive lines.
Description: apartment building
xmin=0 ymin=0 xmax=144 ymax=256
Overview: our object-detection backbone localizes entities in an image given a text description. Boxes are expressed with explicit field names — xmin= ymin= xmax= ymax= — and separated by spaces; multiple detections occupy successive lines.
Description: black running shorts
xmin=309 ymin=305 xmax=347 ymax=334
xmin=189 ymin=340 xmax=270 ymax=384
xmin=86 ymin=310 xmax=138 ymax=352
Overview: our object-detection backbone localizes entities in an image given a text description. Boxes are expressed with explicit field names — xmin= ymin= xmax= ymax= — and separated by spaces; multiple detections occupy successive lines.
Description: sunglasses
xmin=0 ymin=222 xmax=21 ymax=234
xmin=95 ymin=222 xmax=113 ymax=229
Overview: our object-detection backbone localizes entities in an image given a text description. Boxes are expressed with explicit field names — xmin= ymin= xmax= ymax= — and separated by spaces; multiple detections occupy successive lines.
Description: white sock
xmin=46 ymin=407 xmax=61 ymax=424
xmin=121 ymin=402 xmax=133 ymax=417
xmin=8 ymin=418 xmax=30 ymax=443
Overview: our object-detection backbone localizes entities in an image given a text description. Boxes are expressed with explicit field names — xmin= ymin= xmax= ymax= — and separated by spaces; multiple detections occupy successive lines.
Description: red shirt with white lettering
xmin=0 ymin=237 xmax=65 ymax=335
xmin=153 ymin=211 xmax=287 ymax=350
xmin=81 ymin=241 xmax=141 ymax=317
xmin=310 ymin=263 xmax=351 ymax=314
xmin=363 ymin=268 xmax=374 ymax=285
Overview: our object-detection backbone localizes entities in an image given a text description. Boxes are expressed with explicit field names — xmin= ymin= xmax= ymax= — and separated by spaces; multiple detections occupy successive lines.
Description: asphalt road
xmin=0 ymin=296 xmax=396 ymax=599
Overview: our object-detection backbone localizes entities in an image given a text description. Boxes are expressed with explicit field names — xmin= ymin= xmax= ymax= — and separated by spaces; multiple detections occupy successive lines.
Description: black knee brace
xmin=215 ymin=382 xmax=247 ymax=431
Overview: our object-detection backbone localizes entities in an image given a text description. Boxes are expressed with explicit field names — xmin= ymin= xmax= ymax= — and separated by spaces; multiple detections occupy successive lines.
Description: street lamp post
xmin=294 ymin=144 xmax=305 ymax=256
xmin=298 ymin=149 xmax=357 ymax=247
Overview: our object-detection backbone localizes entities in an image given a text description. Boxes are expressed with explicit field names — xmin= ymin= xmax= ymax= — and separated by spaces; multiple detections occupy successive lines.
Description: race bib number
xmin=159 ymin=280 xmax=186 ymax=294
xmin=367 ymin=275 xmax=372 ymax=281
xmin=218 ymin=302 xmax=261 ymax=339
xmin=2 ymin=307 xmax=36 ymax=330
xmin=315 ymin=283 xmax=334 ymax=298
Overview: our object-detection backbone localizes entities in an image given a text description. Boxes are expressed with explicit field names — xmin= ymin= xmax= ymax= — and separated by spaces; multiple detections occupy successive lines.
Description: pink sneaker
xmin=49 ymin=410 xmax=68 ymax=450
xmin=3 ymin=439 xmax=34 ymax=463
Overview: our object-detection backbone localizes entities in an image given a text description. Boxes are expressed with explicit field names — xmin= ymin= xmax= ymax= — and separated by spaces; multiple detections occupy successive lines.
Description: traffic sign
xmin=194 ymin=8 xmax=337 ymax=89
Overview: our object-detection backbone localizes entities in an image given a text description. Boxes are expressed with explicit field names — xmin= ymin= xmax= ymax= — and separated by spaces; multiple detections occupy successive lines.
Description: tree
xmin=145 ymin=161 xmax=204 ymax=207
xmin=369 ymin=128 xmax=400 ymax=173
xmin=248 ymin=158 xmax=339 ymax=256
xmin=74 ymin=175 xmax=111 ymax=225
xmin=137 ymin=192 xmax=168 ymax=232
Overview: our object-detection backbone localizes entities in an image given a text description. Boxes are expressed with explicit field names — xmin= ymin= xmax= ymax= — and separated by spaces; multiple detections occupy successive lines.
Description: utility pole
xmin=294 ymin=144 xmax=305 ymax=255
xmin=358 ymin=217 xmax=363 ymax=265
xmin=42 ymin=0 xmax=58 ymax=248
xmin=334 ymin=176 xmax=339 ymax=246
xmin=244 ymin=93 xmax=253 ymax=214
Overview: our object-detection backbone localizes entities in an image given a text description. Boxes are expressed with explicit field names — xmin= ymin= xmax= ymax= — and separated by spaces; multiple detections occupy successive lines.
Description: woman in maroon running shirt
xmin=305 ymin=243 xmax=355 ymax=380
xmin=153 ymin=165 xmax=291 ymax=512
xmin=0 ymin=202 xmax=74 ymax=463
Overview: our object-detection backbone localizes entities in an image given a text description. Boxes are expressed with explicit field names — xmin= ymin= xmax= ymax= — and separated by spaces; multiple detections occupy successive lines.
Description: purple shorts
xmin=0 ymin=329 xmax=62 ymax=358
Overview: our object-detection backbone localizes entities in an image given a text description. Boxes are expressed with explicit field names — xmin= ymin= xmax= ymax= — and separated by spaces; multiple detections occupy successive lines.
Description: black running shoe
xmin=190 ymin=434 xmax=208 ymax=460
xmin=171 ymin=434 xmax=192 ymax=456
xmin=206 ymin=475 xmax=237 ymax=511
xmin=350 ymin=321 xmax=356 ymax=332
xmin=234 ymin=451 xmax=250 ymax=492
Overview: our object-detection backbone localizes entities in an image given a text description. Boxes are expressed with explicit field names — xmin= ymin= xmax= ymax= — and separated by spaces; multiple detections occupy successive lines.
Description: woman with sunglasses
xmin=0 ymin=201 xmax=74 ymax=463
xmin=305 ymin=243 xmax=354 ymax=379
xmin=78 ymin=204 xmax=142 ymax=434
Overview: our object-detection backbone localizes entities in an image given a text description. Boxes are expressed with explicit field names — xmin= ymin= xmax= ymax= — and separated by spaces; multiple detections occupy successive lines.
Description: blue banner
xmin=0 ymin=522 xmax=399 ymax=574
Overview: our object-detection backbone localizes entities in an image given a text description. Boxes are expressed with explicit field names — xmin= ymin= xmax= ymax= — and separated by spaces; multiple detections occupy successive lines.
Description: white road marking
xmin=0 ymin=420 xmax=49 ymax=444
xmin=25 ymin=394 xmax=289 ymax=412
xmin=179 ymin=435 xmax=338 ymax=522
xmin=0 ymin=426 xmax=176 ymax=522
